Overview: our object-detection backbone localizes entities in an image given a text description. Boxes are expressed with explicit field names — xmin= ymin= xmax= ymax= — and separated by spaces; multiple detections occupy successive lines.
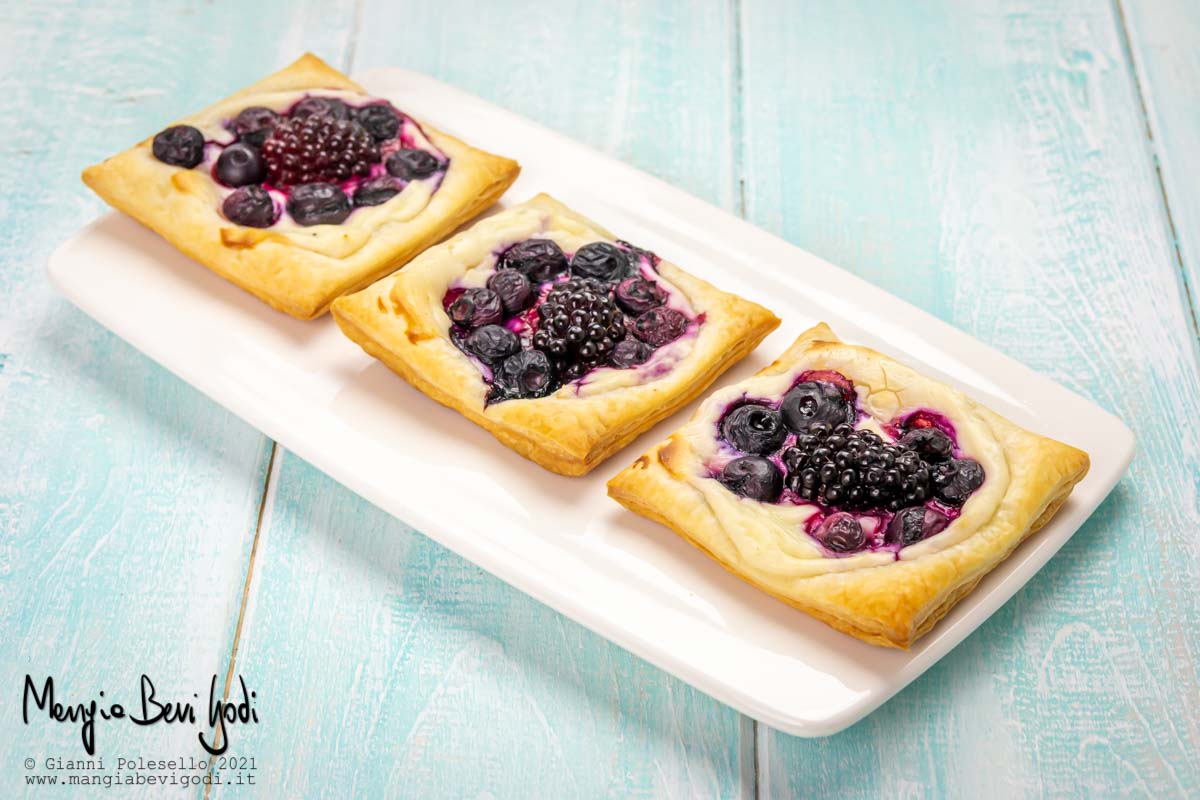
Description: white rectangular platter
xmin=48 ymin=67 xmax=1134 ymax=736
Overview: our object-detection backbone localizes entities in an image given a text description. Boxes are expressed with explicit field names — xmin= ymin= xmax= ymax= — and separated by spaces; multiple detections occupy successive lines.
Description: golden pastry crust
xmin=81 ymin=53 xmax=520 ymax=319
xmin=331 ymin=193 xmax=780 ymax=475
xmin=607 ymin=323 xmax=1090 ymax=648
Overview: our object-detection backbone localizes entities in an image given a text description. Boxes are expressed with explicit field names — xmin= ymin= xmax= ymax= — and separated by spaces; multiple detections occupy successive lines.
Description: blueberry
xmin=498 ymin=239 xmax=569 ymax=283
xmin=151 ymin=125 xmax=205 ymax=168
xmin=214 ymin=142 xmax=267 ymax=187
xmin=463 ymin=324 xmax=519 ymax=363
xmin=355 ymin=103 xmax=400 ymax=140
xmin=719 ymin=456 xmax=783 ymax=502
xmin=721 ymin=404 xmax=787 ymax=455
xmin=229 ymin=106 xmax=279 ymax=147
xmin=632 ymin=307 xmax=688 ymax=347
xmin=291 ymin=96 xmax=351 ymax=120
xmin=931 ymin=458 xmax=985 ymax=506
xmin=486 ymin=270 xmax=533 ymax=315
xmin=221 ymin=185 xmax=276 ymax=228
xmin=780 ymin=381 xmax=853 ymax=433
xmin=885 ymin=506 xmax=950 ymax=546
xmin=353 ymin=175 xmax=401 ymax=207
xmin=608 ymin=337 xmax=652 ymax=368
xmin=386 ymin=148 xmax=441 ymax=179
xmin=447 ymin=288 xmax=503 ymax=329
xmin=899 ymin=427 xmax=954 ymax=463
xmin=494 ymin=350 xmax=557 ymax=400
xmin=614 ymin=277 xmax=667 ymax=314
xmin=570 ymin=242 xmax=630 ymax=282
xmin=814 ymin=512 xmax=866 ymax=553
xmin=286 ymin=182 xmax=351 ymax=226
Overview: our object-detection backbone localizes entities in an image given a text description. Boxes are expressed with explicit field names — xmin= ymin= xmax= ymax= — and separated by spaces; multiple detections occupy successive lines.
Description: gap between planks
xmin=202 ymin=441 xmax=281 ymax=800
xmin=1111 ymin=0 xmax=1200 ymax=349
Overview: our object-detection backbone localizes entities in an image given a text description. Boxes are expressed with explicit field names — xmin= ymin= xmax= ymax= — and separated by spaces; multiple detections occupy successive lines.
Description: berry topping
xmin=221 ymin=185 xmax=276 ymax=228
xmin=614 ymin=277 xmax=667 ymax=314
xmin=780 ymin=381 xmax=853 ymax=432
xmin=609 ymin=338 xmax=653 ymax=368
xmin=898 ymin=427 xmax=954 ymax=463
xmin=494 ymin=350 xmax=556 ymax=400
xmin=532 ymin=278 xmax=627 ymax=381
xmin=291 ymin=96 xmax=351 ymax=120
xmin=386 ymin=148 xmax=441 ymax=180
xmin=354 ymin=103 xmax=400 ymax=141
xmin=885 ymin=506 xmax=950 ymax=547
xmin=262 ymin=116 xmax=379 ymax=187
xmin=463 ymin=324 xmax=519 ymax=363
xmin=447 ymin=287 xmax=503 ymax=329
xmin=813 ymin=512 xmax=866 ymax=553
xmin=931 ymin=458 xmax=985 ymax=506
xmin=720 ymin=404 xmax=788 ymax=455
xmin=615 ymin=240 xmax=660 ymax=268
xmin=229 ymin=107 xmax=279 ymax=147
xmin=214 ymin=142 xmax=267 ymax=187
xmin=719 ymin=456 xmax=784 ymax=502
xmin=782 ymin=423 xmax=931 ymax=511
xmin=353 ymin=175 xmax=401 ymax=207
xmin=632 ymin=307 xmax=688 ymax=347
xmin=151 ymin=125 xmax=205 ymax=168
xmin=286 ymin=182 xmax=351 ymax=226
xmin=570 ymin=242 xmax=630 ymax=282
xmin=497 ymin=239 xmax=569 ymax=283
xmin=485 ymin=270 xmax=534 ymax=316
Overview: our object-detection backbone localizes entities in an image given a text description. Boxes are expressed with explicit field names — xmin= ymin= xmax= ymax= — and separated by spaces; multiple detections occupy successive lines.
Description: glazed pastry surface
xmin=331 ymin=194 xmax=780 ymax=475
xmin=82 ymin=53 xmax=520 ymax=319
xmin=607 ymin=324 xmax=1090 ymax=648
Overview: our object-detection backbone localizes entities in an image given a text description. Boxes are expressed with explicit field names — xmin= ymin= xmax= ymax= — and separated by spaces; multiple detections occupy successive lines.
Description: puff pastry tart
xmin=331 ymin=194 xmax=780 ymax=476
xmin=82 ymin=53 xmax=519 ymax=319
xmin=607 ymin=323 xmax=1090 ymax=648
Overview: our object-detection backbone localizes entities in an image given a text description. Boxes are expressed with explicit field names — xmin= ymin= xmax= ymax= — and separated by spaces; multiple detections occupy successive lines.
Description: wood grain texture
xmin=0 ymin=2 xmax=353 ymax=798
xmin=209 ymin=4 xmax=749 ymax=799
xmin=739 ymin=0 xmax=1200 ymax=796
xmin=1121 ymin=0 xmax=1200 ymax=345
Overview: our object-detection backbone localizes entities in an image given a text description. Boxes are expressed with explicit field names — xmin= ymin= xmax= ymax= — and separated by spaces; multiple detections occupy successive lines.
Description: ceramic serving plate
xmin=48 ymin=67 xmax=1134 ymax=736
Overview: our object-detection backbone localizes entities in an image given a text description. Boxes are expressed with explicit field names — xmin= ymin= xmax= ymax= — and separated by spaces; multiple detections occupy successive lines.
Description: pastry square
xmin=82 ymin=53 xmax=520 ymax=319
xmin=331 ymin=194 xmax=780 ymax=476
xmin=608 ymin=323 xmax=1090 ymax=648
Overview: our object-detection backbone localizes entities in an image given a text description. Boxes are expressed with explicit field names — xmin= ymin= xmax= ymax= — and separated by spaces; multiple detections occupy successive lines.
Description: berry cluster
xmin=151 ymin=95 xmax=446 ymax=229
xmin=714 ymin=377 xmax=987 ymax=553
xmin=447 ymin=238 xmax=692 ymax=401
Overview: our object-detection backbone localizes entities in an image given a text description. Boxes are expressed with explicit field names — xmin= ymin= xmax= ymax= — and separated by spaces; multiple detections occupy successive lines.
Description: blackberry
xmin=782 ymin=423 xmax=932 ymax=511
xmin=261 ymin=115 xmax=379 ymax=187
xmin=532 ymin=278 xmax=626 ymax=381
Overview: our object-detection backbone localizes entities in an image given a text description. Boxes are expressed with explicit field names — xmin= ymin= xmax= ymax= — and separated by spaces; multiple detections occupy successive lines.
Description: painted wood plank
xmin=1121 ymin=0 xmax=1200 ymax=344
xmin=214 ymin=4 xmax=749 ymax=798
xmin=0 ymin=2 xmax=355 ymax=797
xmin=739 ymin=0 xmax=1200 ymax=796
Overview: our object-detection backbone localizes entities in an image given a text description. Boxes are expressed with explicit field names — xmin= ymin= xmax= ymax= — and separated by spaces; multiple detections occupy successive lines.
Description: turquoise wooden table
xmin=3 ymin=1 xmax=1198 ymax=797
